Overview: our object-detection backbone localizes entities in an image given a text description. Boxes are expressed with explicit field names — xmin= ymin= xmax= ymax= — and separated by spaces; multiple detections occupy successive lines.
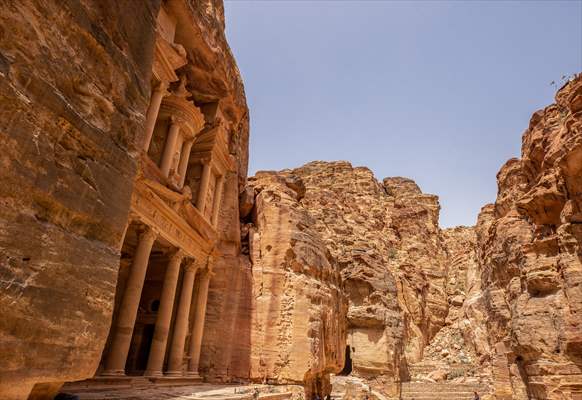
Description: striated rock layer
xmin=0 ymin=1 xmax=159 ymax=398
xmin=244 ymin=162 xmax=456 ymax=398
xmin=476 ymin=76 xmax=582 ymax=399
xmin=244 ymin=172 xmax=348 ymax=397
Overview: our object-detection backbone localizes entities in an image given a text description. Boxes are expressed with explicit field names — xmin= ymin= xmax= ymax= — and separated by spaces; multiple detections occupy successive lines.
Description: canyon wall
xmin=244 ymin=172 xmax=347 ymax=396
xmin=243 ymin=162 xmax=458 ymax=398
xmin=0 ymin=1 xmax=159 ymax=398
xmin=476 ymin=76 xmax=582 ymax=399
xmin=0 ymin=0 xmax=250 ymax=398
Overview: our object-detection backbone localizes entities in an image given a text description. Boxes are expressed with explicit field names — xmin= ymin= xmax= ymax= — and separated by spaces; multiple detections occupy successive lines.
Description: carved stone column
xmin=103 ymin=227 xmax=157 ymax=376
xmin=177 ymin=139 xmax=195 ymax=189
xmin=171 ymin=132 xmax=184 ymax=178
xmin=143 ymin=81 xmax=168 ymax=152
xmin=187 ymin=268 xmax=211 ymax=377
xmin=211 ymin=174 xmax=225 ymax=227
xmin=166 ymin=261 xmax=198 ymax=376
xmin=144 ymin=250 xmax=184 ymax=377
xmin=196 ymin=162 xmax=212 ymax=214
xmin=160 ymin=118 xmax=181 ymax=177
xmin=117 ymin=219 xmax=131 ymax=252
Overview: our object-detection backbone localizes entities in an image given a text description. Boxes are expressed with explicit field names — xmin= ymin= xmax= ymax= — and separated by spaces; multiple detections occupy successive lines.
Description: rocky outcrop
xmin=243 ymin=162 xmax=453 ymax=398
xmin=476 ymin=76 xmax=582 ymax=399
xmin=244 ymin=172 xmax=347 ymax=397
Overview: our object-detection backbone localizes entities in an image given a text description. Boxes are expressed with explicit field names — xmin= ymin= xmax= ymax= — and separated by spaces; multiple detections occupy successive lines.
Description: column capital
xmin=184 ymin=259 xmax=200 ymax=273
xmin=169 ymin=114 xmax=185 ymax=127
xmin=196 ymin=263 xmax=214 ymax=280
xmin=203 ymin=267 xmax=215 ymax=279
xmin=169 ymin=249 xmax=186 ymax=263
xmin=140 ymin=226 xmax=158 ymax=242
xmin=153 ymin=80 xmax=169 ymax=94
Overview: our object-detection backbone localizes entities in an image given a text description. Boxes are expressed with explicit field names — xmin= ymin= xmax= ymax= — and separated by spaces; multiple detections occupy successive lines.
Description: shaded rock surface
xmin=476 ymin=75 xmax=582 ymax=399
xmin=0 ymin=1 xmax=159 ymax=398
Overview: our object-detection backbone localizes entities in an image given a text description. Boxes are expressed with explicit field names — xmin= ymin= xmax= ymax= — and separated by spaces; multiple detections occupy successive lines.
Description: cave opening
xmin=338 ymin=345 xmax=353 ymax=376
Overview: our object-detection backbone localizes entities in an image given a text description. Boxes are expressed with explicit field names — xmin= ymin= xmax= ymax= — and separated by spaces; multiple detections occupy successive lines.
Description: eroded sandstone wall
xmin=476 ymin=76 xmax=582 ymax=399
xmin=0 ymin=0 xmax=251 ymax=398
xmin=0 ymin=1 xmax=160 ymax=398
xmin=241 ymin=172 xmax=347 ymax=396
xmin=0 ymin=0 xmax=157 ymax=399
xmin=244 ymin=162 xmax=455 ymax=397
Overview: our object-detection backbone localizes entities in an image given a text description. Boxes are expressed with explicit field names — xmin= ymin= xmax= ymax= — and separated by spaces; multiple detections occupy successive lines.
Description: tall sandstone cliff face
xmin=242 ymin=172 xmax=348 ymax=396
xmin=245 ymin=162 xmax=455 ymax=397
xmin=0 ymin=1 xmax=249 ymax=398
xmin=0 ymin=1 xmax=159 ymax=398
xmin=476 ymin=76 xmax=582 ymax=399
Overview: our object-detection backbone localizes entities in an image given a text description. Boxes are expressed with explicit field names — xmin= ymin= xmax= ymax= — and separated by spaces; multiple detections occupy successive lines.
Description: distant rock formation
xmin=243 ymin=162 xmax=464 ymax=398
xmin=243 ymin=74 xmax=582 ymax=399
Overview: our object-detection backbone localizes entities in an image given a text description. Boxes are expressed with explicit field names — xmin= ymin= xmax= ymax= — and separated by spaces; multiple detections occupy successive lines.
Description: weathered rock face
xmin=476 ymin=76 xmax=582 ymax=399
xmin=0 ymin=1 xmax=250 ymax=399
xmin=243 ymin=172 xmax=347 ymax=397
xmin=244 ymin=162 xmax=452 ymax=397
xmin=413 ymin=227 xmax=491 ymax=384
xmin=0 ymin=1 xmax=159 ymax=398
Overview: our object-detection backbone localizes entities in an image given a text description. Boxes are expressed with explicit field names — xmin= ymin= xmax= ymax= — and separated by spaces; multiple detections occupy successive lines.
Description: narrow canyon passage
xmin=0 ymin=1 xmax=580 ymax=400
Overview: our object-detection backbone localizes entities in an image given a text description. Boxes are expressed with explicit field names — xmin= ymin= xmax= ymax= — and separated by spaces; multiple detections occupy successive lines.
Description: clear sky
xmin=223 ymin=0 xmax=582 ymax=227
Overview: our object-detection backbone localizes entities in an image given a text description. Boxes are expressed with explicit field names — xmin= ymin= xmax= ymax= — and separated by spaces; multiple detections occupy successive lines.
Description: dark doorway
xmin=126 ymin=323 xmax=155 ymax=374
xmin=338 ymin=345 xmax=352 ymax=375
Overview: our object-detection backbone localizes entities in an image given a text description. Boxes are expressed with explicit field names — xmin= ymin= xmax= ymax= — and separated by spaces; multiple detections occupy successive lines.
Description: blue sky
xmin=224 ymin=1 xmax=582 ymax=227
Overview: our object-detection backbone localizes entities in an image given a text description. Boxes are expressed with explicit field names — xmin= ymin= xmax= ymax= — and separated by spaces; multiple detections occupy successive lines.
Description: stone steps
xmin=407 ymin=362 xmax=472 ymax=380
xmin=61 ymin=384 xmax=297 ymax=400
xmin=401 ymin=382 xmax=488 ymax=400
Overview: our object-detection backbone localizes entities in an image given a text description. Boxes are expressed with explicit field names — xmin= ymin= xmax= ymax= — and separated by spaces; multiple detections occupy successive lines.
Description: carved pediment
xmin=136 ymin=177 xmax=218 ymax=246
xmin=153 ymin=33 xmax=188 ymax=83
xmin=190 ymin=124 xmax=236 ymax=175
xmin=159 ymin=94 xmax=205 ymax=138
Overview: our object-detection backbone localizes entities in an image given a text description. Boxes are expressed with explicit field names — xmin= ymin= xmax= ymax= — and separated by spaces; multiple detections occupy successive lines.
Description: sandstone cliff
xmin=244 ymin=172 xmax=347 ymax=397
xmin=0 ymin=1 xmax=249 ymax=398
xmin=476 ymin=75 xmax=582 ymax=399
xmin=0 ymin=1 xmax=159 ymax=398
xmin=243 ymin=162 xmax=457 ymax=398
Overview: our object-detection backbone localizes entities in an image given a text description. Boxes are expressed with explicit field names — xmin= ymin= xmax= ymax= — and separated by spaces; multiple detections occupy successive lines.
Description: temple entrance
xmin=128 ymin=323 xmax=155 ymax=374
xmin=338 ymin=346 xmax=353 ymax=376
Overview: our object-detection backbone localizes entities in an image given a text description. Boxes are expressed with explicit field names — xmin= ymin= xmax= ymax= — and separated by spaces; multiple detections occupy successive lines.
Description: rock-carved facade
xmin=98 ymin=4 xmax=231 ymax=381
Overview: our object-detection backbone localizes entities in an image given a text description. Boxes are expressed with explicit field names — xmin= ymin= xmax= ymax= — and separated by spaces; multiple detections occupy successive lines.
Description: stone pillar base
xmin=143 ymin=370 xmax=164 ymax=378
xmin=164 ymin=371 xmax=184 ymax=377
xmin=100 ymin=370 xmax=126 ymax=377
